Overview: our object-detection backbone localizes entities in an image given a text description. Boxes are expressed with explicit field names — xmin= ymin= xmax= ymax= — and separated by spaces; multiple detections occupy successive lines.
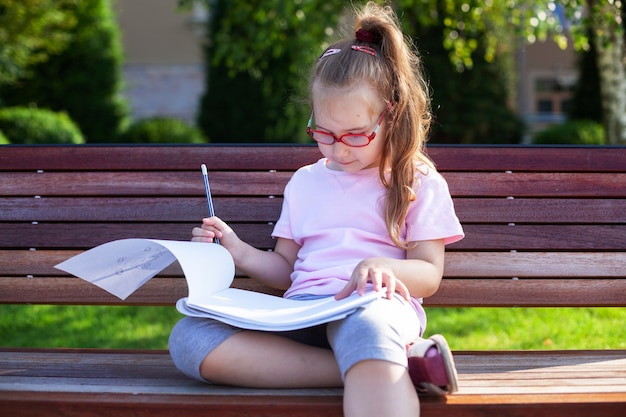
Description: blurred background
xmin=0 ymin=0 xmax=623 ymax=145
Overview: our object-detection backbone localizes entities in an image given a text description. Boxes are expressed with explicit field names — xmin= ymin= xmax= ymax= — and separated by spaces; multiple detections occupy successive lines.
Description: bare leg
xmin=343 ymin=360 xmax=420 ymax=417
xmin=200 ymin=330 xmax=343 ymax=388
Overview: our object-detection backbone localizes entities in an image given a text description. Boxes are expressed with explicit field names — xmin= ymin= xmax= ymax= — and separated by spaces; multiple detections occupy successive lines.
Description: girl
xmin=170 ymin=3 xmax=464 ymax=416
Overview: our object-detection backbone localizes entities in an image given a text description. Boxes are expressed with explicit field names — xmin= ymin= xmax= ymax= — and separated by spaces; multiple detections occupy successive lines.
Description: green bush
xmin=0 ymin=0 xmax=129 ymax=142
xmin=0 ymin=107 xmax=85 ymax=144
xmin=119 ymin=117 xmax=208 ymax=144
xmin=532 ymin=120 xmax=605 ymax=145
xmin=0 ymin=130 xmax=9 ymax=144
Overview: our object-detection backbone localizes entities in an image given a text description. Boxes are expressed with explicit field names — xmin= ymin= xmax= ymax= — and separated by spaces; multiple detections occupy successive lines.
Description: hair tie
xmin=356 ymin=28 xmax=379 ymax=44
xmin=351 ymin=45 xmax=377 ymax=56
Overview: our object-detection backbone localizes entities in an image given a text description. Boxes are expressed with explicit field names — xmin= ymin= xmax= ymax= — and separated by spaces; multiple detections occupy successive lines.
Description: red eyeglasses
xmin=306 ymin=107 xmax=388 ymax=148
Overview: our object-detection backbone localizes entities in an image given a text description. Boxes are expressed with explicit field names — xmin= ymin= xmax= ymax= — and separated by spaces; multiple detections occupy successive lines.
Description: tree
xmin=397 ymin=1 xmax=523 ymax=143
xmin=585 ymin=0 xmax=625 ymax=144
xmin=395 ymin=0 xmax=625 ymax=144
xmin=0 ymin=0 xmax=129 ymax=142
xmin=193 ymin=0 xmax=345 ymax=143
xmin=568 ymin=26 xmax=602 ymax=122
xmin=0 ymin=0 xmax=76 ymax=87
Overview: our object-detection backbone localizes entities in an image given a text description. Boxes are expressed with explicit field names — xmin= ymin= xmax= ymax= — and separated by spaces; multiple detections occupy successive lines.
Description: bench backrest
xmin=1 ymin=145 xmax=625 ymax=307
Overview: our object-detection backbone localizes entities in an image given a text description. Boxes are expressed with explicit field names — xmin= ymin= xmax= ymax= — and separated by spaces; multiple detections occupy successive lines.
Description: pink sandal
xmin=407 ymin=334 xmax=459 ymax=395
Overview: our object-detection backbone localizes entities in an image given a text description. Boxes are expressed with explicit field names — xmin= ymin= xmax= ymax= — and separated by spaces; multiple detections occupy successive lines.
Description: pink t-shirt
xmin=272 ymin=158 xmax=464 ymax=300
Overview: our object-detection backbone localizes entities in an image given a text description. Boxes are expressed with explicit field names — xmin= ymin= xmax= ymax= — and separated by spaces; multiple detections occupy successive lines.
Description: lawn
xmin=1 ymin=304 xmax=624 ymax=350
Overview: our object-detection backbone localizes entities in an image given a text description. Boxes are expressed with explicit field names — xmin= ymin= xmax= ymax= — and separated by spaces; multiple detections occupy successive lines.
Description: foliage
xmin=0 ymin=0 xmax=129 ymax=142
xmin=188 ymin=0 xmax=623 ymax=143
xmin=119 ymin=117 xmax=208 ymax=144
xmin=532 ymin=120 xmax=605 ymax=145
xmin=0 ymin=0 xmax=76 ymax=86
xmin=568 ymin=27 xmax=603 ymax=123
xmin=194 ymin=0 xmax=525 ymax=144
xmin=196 ymin=0 xmax=345 ymax=143
xmin=397 ymin=0 xmax=571 ymax=70
xmin=0 ymin=129 xmax=8 ymax=144
xmin=398 ymin=4 xmax=524 ymax=143
xmin=0 ymin=106 xmax=84 ymax=144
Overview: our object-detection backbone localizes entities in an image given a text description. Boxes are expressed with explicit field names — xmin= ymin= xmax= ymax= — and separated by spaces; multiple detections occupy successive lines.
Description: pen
xmin=201 ymin=164 xmax=219 ymax=244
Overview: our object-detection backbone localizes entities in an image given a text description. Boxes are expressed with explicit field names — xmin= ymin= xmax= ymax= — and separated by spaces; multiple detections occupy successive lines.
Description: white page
xmin=54 ymin=239 xmax=233 ymax=300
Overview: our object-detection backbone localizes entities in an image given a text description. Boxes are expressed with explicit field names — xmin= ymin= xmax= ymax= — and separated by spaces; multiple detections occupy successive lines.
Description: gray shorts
xmin=168 ymin=295 xmax=422 ymax=383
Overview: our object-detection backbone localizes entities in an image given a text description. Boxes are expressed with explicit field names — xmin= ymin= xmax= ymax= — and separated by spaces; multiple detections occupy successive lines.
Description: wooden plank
xmin=2 ymin=197 xmax=625 ymax=223
xmin=451 ymin=224 xmax=626 ymax=251
xmin=2 ymin=250 xmax=625 ymax=279
xmin=428 ymin=146 xmax=626 ymax=172
xmin=443 ymin=252 xmax=626 ymax=278
xmin=2 ymin=224 xmax=625 ymax=251
xmin=2 ymin=390 xmax=624 ymax=417
xmin=3 ymin=171 xmax=625 ymax=198
xmin=1 ymin=276 xmax=624 ymax=307
xmin=0 ymin=145 xmax=323 ymax=171
xmin=429 ymin=278 xmax=626 ymax=307
xmin=443 ymin=172 xmax=626 ymax=197
xmin=1 ymin=349 xmax=624 ymax=417
xmin=0 ymin=223 xmax=276 ymax=249
xmin=0 ymin=171 xmax=292 ymax=197
xmin=0 ymin=197 xmax=283 ymax=222
xmin=2 ymin=145 xmax=625 ymax=172
xmin=454 ymin=198 xmax=626 ymax=223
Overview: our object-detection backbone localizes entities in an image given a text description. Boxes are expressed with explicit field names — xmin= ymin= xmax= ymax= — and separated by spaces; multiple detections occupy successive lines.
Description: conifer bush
xmin=0 ymin=0 xmax=129 ymax=142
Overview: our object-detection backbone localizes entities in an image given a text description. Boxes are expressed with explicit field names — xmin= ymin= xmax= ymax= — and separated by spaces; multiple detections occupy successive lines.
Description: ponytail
xmin=311 ymin=2 xmax=434 ymax=249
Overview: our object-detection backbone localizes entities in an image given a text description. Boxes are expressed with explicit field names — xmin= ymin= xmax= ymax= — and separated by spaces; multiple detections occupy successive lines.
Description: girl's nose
xmin=332 ymin=141 xmax=351 ymax=158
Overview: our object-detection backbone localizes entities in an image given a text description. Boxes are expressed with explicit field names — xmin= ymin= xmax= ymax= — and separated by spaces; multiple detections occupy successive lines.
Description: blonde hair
xmin=310 ymin=1 xmax=434 ymax=249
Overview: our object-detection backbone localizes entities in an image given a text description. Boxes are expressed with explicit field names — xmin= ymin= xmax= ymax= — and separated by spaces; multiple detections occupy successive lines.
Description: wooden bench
xmin=1 ymin=144 xmax=625 ymax=417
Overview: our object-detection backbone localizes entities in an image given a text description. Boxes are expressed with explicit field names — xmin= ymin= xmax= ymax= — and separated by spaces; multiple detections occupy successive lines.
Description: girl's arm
xmin=335 ymin=239 xmax=445 ymax=300
xmin=231 ymin=237 xmax=299 ymax=291
xmin=192 ymin=217 xmax=298 ymax=290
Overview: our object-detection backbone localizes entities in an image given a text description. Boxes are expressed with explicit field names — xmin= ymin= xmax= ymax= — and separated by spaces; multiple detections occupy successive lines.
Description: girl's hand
xmin=191 ymin=217 xmax=242 ymax=254
xmin=334 ymin=257 xmax=410 ymax=301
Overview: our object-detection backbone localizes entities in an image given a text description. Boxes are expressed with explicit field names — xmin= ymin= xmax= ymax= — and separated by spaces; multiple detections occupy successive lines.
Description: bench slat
xmin=454 ymin=198 xmax=626 ymax=223
xmin=0 ymin=171 xmax=292 ymax=197
xmin=0 ymin=145 xmax=324 ymax=171
xmin=2 ymin=251 xmax=624 ymax=279
xmin=1 ymin=276 xmax=624 ymax=307
xmin=444 ymin=172 xmax=626 ymax=197
xmin=0 ymin=197 xmax=282 ymax=222
xmin=2 ymin=224 xmax=625 ymax=250
xmin=0 ymin=223 xmax=274 ymax=249
xmin=3 ymin=171 xmax=624 ymax=198
xmin=2 ymin=197 xmax=624 ymax=223
xmin=1 ymin=145 xmax=625 ymax=172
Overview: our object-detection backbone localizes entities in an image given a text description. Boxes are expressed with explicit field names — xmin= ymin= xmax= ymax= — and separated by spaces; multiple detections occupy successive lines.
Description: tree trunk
xmin=590 ymin=0 xmax=626 ymax=144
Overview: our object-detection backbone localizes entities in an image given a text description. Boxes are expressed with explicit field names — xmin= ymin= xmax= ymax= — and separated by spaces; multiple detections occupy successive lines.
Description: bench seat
xmin=1 ymin=349 xmax=625 ymax=417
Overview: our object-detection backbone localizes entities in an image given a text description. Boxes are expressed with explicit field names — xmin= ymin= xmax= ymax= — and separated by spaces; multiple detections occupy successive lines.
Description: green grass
xmin=1 ymin=305 xmax=625 ymax=350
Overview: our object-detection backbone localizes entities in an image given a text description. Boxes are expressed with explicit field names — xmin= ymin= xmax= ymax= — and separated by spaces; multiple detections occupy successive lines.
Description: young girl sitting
xmin=170 ymin=2 xmax=464 ymax=416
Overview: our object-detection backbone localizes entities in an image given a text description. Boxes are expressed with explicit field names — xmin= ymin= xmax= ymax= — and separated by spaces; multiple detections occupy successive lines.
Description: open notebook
xmin=55 ymin=239 xmax=384 ymax=331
